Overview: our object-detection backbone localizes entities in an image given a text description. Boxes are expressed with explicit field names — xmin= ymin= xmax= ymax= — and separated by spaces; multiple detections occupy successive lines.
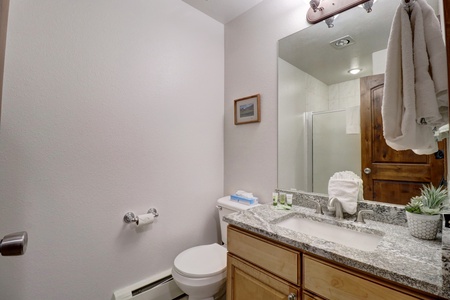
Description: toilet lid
xmin=174 ymin=243 xmax=227 ymax=278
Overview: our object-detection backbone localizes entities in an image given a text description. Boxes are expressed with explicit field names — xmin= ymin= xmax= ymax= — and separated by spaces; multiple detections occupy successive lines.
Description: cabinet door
xmin=227 ymin=254 xmax=299 ymax=300
xmin=227 ymin=226 xmax=300 ymax=285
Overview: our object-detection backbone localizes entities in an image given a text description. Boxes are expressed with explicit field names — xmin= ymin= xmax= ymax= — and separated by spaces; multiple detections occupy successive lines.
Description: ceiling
xmin=182 ymin=0 xmax=263 ymax=24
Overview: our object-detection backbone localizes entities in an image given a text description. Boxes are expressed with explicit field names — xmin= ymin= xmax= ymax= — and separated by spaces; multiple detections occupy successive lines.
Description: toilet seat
xmin=173 ymin=243 xmax=227 ymax=278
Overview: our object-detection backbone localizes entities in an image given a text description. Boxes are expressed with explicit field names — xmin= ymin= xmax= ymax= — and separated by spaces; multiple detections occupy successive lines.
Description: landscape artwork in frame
xmin=234 ymin=94 xmax=261 ymax=125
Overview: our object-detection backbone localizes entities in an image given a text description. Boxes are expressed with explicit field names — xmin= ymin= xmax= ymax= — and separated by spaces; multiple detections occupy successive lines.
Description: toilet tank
xmin=217 ymin=196 xmax=258 ymax=245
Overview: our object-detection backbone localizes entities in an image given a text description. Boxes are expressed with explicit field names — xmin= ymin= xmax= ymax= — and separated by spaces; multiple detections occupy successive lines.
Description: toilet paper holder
xmin=123 ymin=208 xmax=159 ymax=224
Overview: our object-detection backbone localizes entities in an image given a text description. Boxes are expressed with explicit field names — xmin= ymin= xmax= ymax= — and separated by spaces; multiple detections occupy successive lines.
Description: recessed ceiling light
xmin=335 ymin=39 xmax=350 ymax=47
xmin=348 ymin=68 xmax=362 ymax=75
xmin=329 ymin=35 xmax=355 ymax=49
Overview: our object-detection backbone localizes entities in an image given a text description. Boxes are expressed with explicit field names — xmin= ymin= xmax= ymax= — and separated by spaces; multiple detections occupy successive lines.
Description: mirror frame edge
xmin=444 ymin=1 xmax=450 ymax=188
xmin=0 ymin=0 xmax=10 ymax=124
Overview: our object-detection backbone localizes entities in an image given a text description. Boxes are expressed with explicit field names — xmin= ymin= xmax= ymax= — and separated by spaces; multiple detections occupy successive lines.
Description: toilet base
xmin=186 ymin=280 xmax=226 ymax=300
xmin=172 ymin=267 xmax=226 ymax=300
xmin=188 ymin=289 xmax=225 ymax=300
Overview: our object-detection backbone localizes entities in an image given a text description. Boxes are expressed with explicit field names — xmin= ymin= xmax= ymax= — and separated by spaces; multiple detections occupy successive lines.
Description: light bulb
xmin=348 ymin=68 xmax=362 ymax=75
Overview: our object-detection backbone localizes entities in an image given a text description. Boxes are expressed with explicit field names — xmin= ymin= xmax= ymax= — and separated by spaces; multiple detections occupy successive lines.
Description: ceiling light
xmin=324 ymin=14 xmax=339 ymax=28
xmin=336 ymin=39 xmax=349 ymax=47
xmin=330 ymin=35 xmax=355 ymax=49
xmin=348 ymin=68 xmax=362 ymax=75
xmin=325 ymin=16 xmax=335 ymax=28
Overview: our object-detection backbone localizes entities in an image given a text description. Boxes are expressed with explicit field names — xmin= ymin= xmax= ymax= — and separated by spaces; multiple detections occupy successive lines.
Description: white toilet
xmin=172 ymin=196 xmax=256 ymax=300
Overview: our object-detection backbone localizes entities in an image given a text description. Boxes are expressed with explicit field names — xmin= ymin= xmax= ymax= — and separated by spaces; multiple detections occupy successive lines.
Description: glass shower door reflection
xmin=311 ymin=109 xmax=361 ymax=194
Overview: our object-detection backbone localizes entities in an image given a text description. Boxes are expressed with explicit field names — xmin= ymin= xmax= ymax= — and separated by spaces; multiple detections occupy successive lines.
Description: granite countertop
xmin=224 ymin=203 xmax=449 ymax=299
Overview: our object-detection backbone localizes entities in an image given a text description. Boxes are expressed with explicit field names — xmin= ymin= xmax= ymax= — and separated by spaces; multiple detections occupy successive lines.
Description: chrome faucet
xmin=306 ymin=199 xmax=323 ymax=215
xmin=355 ymin=209 xmax=374 ymax=224
xmin=327 ymin=197 xmax=344 ymax=219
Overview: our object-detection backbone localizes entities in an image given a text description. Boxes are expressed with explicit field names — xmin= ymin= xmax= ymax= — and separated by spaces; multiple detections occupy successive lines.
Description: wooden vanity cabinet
xmin=227 ymin=226 xmax=442 ymax=300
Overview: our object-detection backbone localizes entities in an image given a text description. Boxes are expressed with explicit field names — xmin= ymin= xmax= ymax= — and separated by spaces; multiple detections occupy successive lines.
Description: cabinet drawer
xmin=303 ymin=255 xmax=432 ymax=300
xmin=227 ymin=226 xmax=300 ymax=285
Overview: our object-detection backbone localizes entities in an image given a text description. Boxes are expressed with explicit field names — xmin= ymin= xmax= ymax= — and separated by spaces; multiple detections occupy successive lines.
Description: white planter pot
xmin=406 ymin=211 xmax=441 ymax=240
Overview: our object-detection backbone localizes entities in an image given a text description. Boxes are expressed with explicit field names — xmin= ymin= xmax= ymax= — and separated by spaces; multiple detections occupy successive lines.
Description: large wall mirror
xmin=278 ymin=0 xmax=447 ymax=205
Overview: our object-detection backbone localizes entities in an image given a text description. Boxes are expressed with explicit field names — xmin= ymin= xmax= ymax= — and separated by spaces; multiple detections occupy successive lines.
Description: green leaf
xmin=407 ymin=184 xmax=448 ymax=215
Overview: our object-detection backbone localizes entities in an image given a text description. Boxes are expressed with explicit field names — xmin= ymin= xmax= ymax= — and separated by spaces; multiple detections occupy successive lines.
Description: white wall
xmin=277 ymin=58 xmax=308 ymax=191
xmin=372 ymin=49 xmax=388 ymax=75
xmin=328 ymin=79 xmax=361 ymax=111
xmin=278 ymin=58 xmax=331 ymax=191
xmin=0 ymin=1 xmax=224 ymax=299
xmin=224 ymin=0 xmax=309 ymax=202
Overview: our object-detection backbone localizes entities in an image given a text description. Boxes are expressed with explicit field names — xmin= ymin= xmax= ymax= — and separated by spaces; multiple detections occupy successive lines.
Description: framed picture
xmin=234 ymin=94 xmax=261 ymax=125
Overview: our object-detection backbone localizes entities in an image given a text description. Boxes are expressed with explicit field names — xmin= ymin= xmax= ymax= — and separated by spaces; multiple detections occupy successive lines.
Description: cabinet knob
xmin=364 ymin=167 xmax=372 ymax=174
xmin=288 ymin=293 xmax=297 ymax=300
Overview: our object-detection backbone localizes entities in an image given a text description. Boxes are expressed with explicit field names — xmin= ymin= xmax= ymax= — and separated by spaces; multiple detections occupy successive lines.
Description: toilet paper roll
xmin=136 ymin=213 xmax=154 ymax=227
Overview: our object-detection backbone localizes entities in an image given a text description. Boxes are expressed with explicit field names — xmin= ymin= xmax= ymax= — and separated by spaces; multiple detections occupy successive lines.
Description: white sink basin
xmin=276 ymin=216 xmax=383 ymax=252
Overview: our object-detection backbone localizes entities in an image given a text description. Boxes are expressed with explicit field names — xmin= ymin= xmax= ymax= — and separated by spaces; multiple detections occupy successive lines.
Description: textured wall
xmin=0 ymin=1 xmax=224 ymax=299
xmin=224 ymin=0 xmax=309 ymax=202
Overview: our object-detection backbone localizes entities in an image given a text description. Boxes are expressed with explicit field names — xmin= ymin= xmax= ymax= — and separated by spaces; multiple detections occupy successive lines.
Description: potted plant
xmin=405 ymin=184 xmax=448 ymax=240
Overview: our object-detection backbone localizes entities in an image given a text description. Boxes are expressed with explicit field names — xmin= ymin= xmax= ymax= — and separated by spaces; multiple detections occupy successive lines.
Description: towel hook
xmin=401 ymin=0 xmax=415 ymax=14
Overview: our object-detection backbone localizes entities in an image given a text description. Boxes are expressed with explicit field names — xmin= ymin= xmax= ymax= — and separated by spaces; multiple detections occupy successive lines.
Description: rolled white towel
xmin=328 ymin=171 xmax=363 ymax=215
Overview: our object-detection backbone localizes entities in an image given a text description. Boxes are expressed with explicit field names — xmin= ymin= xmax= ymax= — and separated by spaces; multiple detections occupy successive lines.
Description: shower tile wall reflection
xmin=329 ymin=79 xmax=360 ymax=110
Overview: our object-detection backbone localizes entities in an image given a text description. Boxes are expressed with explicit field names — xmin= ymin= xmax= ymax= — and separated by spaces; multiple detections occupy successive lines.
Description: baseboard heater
xmin=113 ymin=269 xmax=184 ymax=300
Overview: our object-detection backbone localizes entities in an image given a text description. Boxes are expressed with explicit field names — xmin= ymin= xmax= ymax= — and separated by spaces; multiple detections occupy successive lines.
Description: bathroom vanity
xmin=224 ymin=201 xmax=449 ymax=300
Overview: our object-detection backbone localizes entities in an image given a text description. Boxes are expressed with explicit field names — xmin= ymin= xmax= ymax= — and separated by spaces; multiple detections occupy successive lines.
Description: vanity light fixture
xmin=309 ymin=0 xmax=322 ymax=12
xmin=348 ymin=68 xmax=362 ymax=75
xmin=360 ymin=0 xmax=377 ymax=13
xmin=306 ymin=0 xmax=368 ymax=25
xmin=325 ymin=15 xmax=338 ymax=28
